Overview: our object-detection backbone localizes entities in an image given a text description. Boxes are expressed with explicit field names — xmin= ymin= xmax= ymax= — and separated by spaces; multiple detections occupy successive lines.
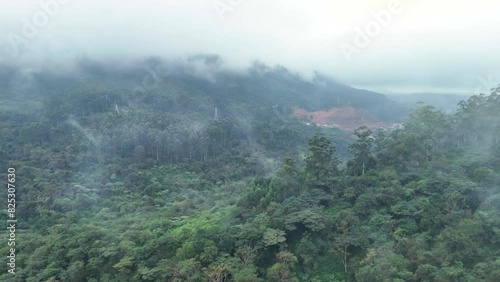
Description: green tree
xmin=305 ymin=133 xmax=339 ymax=183
xmin=347 ymin=126 xmax=376 ymax=176
xmin=266 ymin=251 xmax=299 ymax=282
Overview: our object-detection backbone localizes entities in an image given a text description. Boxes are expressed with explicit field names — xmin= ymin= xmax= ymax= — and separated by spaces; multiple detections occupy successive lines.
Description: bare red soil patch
xmin=294 ymin=106 xmax=388 ymax=131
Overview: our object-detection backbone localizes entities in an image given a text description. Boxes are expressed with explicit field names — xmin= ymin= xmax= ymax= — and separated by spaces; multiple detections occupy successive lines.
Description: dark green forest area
xmin=0 ymin=65 xmax=499 ymax=281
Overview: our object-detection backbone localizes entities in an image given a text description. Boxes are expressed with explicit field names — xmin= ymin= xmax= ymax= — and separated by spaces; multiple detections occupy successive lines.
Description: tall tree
xmin=348 ymin=126 xmax=375 ymax=176
xmin=305 ymin=133 xmax=339 ymax=182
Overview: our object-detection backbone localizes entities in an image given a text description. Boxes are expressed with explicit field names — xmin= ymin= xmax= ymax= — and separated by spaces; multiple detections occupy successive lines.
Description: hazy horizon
xmin=1 ymin=0 xmax=499 ymax=95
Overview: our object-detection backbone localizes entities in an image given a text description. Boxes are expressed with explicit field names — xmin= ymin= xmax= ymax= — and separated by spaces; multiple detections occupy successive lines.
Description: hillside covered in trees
xmin=0 ymin=61 xmax=499 ymax=281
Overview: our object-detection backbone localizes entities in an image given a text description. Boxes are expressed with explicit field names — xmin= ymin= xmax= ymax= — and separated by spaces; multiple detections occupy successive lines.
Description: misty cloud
xmin=66 ymin=115 xmax=100 ymax=146
xmin=1 ymin=0 xmax=499 ymax=94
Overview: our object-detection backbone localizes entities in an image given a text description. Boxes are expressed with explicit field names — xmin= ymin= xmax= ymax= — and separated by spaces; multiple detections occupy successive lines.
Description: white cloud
xmin=1 ymin=0 xmax=499 ymax=94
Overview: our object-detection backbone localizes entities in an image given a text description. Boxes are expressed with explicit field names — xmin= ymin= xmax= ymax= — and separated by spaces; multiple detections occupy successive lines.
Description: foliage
xmin=1 ymin=73 xmax=499 ymax=281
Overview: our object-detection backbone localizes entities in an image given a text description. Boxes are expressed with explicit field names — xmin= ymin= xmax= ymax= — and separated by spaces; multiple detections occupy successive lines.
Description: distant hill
xmin=3 ymin=57 xmax=408 ymax=129
xmin=0 ymin=58 xmax=412 ymax=163
xmin=388 ymin=93 xmax=470 ymax=114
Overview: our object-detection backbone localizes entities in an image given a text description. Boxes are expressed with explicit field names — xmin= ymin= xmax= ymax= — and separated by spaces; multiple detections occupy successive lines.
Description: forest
xmin=0 ymin=64 xmax=499 ymax=281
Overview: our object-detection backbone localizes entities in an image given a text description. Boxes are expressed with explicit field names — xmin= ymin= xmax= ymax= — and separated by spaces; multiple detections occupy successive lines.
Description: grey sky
xmin=1 ymin=0 xmax=499 ymax=94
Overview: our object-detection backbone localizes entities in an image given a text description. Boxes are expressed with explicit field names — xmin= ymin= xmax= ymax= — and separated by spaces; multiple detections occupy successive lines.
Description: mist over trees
xmin=0 ymin=58 xmax=499 ymax=281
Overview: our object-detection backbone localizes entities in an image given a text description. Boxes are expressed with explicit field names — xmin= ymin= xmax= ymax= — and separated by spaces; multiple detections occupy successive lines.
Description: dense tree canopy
xmin=1 ymin=70 xmax=499 ymax=281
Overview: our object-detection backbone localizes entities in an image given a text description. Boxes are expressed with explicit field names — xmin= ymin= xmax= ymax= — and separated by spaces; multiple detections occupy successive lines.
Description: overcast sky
xmin=1 ymin=0 xmax=499 ymax=94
